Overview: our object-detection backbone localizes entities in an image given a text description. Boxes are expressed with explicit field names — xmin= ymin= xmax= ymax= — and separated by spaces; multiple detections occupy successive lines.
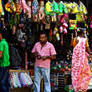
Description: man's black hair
xmin=40 ymin=30 xmax=47 ymax=37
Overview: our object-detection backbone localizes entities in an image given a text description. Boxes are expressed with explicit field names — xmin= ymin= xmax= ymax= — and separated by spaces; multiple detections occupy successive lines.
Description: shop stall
xmin=0 ymin=0 xmax=92 ymax=92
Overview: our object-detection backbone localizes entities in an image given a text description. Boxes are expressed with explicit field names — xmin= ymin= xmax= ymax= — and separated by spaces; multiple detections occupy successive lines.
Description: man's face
xmin=0 ymin=34 xmax=2 ymax=41
xmin=40 ymin=34 xmax=47 ymax=44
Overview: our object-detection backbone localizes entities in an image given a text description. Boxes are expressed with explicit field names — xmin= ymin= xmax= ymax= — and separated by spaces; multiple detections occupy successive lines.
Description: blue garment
xmin=34 ymin=66 xmax=51 ymax=92
xmin=0 ymin=67 xmax=9 ymax=92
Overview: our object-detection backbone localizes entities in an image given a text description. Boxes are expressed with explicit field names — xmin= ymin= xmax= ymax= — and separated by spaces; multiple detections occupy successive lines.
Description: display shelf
xmin=9 ymin=69 xmax=44 ymax=92
xmin=50 ymin=70 xmax=71 ymax=91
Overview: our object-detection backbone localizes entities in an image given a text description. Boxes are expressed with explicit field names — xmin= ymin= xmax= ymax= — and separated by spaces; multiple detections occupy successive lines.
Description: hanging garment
xmin=72 ymin=37 xmax=91 ymax=92
xmin=10 ymin=46 xmax=22 ymax=68
xmin=45 ymin=1 xmax=53 ymax=16
xmin=64 ymin=2 xmax=72 ymax=13
xmin=0 ymin=0 xmax=4 ymax=15
xmin=52 ymin=0 xmax=58 ymax=13
xmin=16 ymin=29 xmax=26 ymax=42
xmin=58 ymin=1 xmax=68 ymax=15
xmin=5 ymin=0 xmax=16 ymax=13
xmin=58 ymin=1 xmax=63 ymax=15
xmin=76 ymin=1 xmax=87 ymax=22
xmin=19 ymin=0 xmax=31 ymax=13
xmin=32 ymin=0 xmax=38 ymax=14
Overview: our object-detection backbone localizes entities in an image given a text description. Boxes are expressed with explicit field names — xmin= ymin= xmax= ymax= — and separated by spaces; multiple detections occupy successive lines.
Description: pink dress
xmin=72 ymin=37 xmax=91 ymax=92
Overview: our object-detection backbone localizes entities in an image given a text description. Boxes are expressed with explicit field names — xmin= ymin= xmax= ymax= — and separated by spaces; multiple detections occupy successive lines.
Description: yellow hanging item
xmin=0 ymin=0 xmax=3 ymax=15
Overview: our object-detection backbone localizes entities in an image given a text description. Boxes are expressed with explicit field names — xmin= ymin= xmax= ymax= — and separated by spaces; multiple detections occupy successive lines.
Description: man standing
xmin=0 ymin=33 xmax=10 ymax=92
xmin=32 ymin=31 xmax=56 ymax=92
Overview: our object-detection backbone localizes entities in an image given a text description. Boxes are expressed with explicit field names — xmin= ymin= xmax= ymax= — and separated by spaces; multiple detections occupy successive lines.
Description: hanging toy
xmin=69 ymin=20 xmax=77 ymax=30
xmin=79 ymin=1 xmax=87 ymax=14
xmin=5 ymin=0 xmax=16 ymax=13
xmin=64 ymin=2 xmax=72 ymax=13
xmin=11 ymin=0 xmax=16 ymax=12
xmin=0 ymin=0 xmax=4 ymax=15
xmin=32 ymin=0 xmax=38 ymax=22
xmin=59 ymin=23 xmax=68 ymax=34
xmin=51 ymin=13 xmax=57 ymax=22
xmin=53 ymin=27 xmax=60 ymax=41
xmin=0 ymin=0 xmax=3 ymax=15
xmin=58 ymin=1 xmax=68 ymax=15
xmin=52 ymin=0 xmax=58 ymax=13
xmin=59 ymin=14 xmax=68 ymax=34
xmin=58 ymin=1 xmax=63 ymax=15
xmin=51 ymin=0 xmax=58 ymax=22
xmin=15 ymin=0 xmax=22 ymax=15
xmin=76 ymin=1 xmax=87 ymax=22
xmin=19 ymin=0 xmax=31 ymax=14
xmin=63 ymin=2 xmax=68 ymax=14
xmin=27 ymin=0 xmax=32 ymax=18
xmin=71 ymin=2 xmax=78 ymax=14
xmin=5 ymin=1 xmax=12 ymax=13
xmin=45 ymin=1 xmax=53 ymax=16
xmin=32 ymin=0 xmax=38 ymax=14
xmin=56 ymin=33 xmax=60 ymax=41
xmin=38 ymin=1 xmax=45 ymax=20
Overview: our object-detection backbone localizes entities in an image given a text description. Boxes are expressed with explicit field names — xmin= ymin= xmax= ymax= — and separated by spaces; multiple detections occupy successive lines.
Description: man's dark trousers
xmin=0 ymin=67 xmax=9 ymax=92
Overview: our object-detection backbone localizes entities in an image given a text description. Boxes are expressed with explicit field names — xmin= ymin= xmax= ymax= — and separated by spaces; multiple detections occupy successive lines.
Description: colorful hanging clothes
xmin=58 ymin=1 xmax=68 ymax=15
xmin=45 ymin=1 xmax=53 ymax=16
xmin=52 ymin=0 xmax=58 ymax=13
xmin=72 ymin=37 xmax=91 ymax=92
xmin=76 ymin=1 xmax=87 ymax=22
xmin=0 ymin=0 xmax=4 ymax=15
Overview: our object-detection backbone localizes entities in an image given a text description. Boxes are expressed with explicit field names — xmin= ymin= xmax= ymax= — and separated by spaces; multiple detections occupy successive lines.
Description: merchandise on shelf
xmin=64 ymin=85 xmax=74 ymax=92
xmin=10 ymin=72 xmax=33 ymax=88
xmin=51 ymin=60 xmax=71 ymax=72
xmin=50 ymin=72 xmax=71 ymax=91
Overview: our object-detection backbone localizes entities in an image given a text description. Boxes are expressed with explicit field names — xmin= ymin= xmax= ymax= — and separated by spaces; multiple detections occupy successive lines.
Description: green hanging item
xmin=9 ymin=15 xmax=20 ymax=29
xmin=63 ymin=2 xmax=68 ymax=14
xmin=58 ymin=1 xmax=63 ymax=15
xmin=52 ymin=0 xmax=58 ymax=13
xmin=44 ymin=1 xmax=53 ymax=16
xmin=69 ymin=20 xmax=77 ymax=30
